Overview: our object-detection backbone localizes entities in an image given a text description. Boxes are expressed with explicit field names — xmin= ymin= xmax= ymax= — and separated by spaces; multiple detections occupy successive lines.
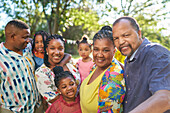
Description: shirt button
xmin=128 ymin=88 xmax=130 ymax=90
xmin=127 ymin=75 xmax=128 ymax=77
xmin=125 ymin=101 xmax=127 ymax=103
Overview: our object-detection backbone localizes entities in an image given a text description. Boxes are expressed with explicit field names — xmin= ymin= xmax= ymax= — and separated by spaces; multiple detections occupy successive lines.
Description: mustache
xmin=119 ymin=44 xmax=132 ymax=50
xmin=119 ymin=44 xmax=134 ymax=56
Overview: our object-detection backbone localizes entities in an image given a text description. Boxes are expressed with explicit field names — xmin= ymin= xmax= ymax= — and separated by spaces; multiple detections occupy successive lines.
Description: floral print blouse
xmin=90 ymin=58 xmax=126 ymax=113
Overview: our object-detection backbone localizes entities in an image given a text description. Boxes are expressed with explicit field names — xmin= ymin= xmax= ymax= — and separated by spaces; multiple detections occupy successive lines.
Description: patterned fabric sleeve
xmin=98 ymin=58 xmax=126 ymax=113
xmin=35 ymin=64 xmax=58 ymax=102
xmin=66 ymin=60 xmax=81 ymax=86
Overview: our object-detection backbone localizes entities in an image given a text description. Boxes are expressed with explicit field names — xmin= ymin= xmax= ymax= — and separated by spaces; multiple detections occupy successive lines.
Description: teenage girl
xmin=46 ymin=66 xmax=82 ymax=113
xmin=76 ymin=35 xmax=94 ymax=82
xmin=32 ymin=31 xmax=71 ymax=70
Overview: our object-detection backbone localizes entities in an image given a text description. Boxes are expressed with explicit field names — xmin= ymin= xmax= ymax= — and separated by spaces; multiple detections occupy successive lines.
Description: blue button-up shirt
xmin=123 ymin=38 xmax=170 ymax=113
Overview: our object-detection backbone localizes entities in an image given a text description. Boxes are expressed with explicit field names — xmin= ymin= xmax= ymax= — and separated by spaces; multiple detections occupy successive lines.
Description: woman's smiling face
xmin=93 ymin=38 xmax=115 ymax=70
xmin=46 ymin=39 xmax=65 ymax=66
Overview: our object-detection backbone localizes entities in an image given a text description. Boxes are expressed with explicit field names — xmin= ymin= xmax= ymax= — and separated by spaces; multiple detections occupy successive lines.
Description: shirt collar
xmin=0 ymin=42 xmax=29 ymax=56
xmin=125 ymin=38 xmax=150 ymax=63
xmin=129 ymin=48 xmax=138 ymax=61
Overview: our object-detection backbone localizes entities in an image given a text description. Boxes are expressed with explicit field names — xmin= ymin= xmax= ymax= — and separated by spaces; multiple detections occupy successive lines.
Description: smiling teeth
xmin=54 ymin=56 xmax=59 ymax=58
xmin=67 ymin=92 xmax=74 ymax=95
xmin=98 ymin=59 xmax=103 ymax=61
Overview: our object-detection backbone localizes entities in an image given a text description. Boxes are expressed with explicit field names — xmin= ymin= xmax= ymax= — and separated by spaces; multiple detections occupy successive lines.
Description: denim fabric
xmin=123 ymin=38 xmax=170 ymax=113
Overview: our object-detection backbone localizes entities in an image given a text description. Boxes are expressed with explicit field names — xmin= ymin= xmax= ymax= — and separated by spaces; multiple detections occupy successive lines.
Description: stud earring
xmin=47 ymin=53 xmax=48 ymax=55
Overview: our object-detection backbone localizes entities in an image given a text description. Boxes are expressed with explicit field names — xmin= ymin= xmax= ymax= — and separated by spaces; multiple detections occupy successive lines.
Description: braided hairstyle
xmin=32 ymin=30 xmax=49 ymax=52
xmin=53 ymin=66 xmax=76 ymax=88
xmin=76 ymin=35 xmax=91 ymax=49
xmin=44 ymin=34 xmax=65 ymax=67
xmin=93 ymin=25 xmax=114 ymax=46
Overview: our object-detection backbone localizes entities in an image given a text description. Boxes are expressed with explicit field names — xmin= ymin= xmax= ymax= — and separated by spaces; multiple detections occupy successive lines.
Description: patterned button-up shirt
xmin=0 ymin=42 xmax=41 ymax=113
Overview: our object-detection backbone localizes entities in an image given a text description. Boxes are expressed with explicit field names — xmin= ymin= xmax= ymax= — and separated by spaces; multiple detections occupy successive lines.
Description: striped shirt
xmin=0 ymin=42 xmax=41 ymax=113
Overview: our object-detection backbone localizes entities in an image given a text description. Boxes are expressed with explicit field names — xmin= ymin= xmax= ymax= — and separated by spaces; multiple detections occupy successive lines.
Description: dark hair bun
xmin=82 ymin=37 xmax=87 ymax=41
xmin=53 ymin=66 xmax=64 ymax=75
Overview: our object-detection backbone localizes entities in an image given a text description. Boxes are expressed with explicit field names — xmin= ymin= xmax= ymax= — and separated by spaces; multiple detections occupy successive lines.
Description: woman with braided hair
xmin=80 ymin=26 xmax=126 ymax=113
xmin=35 ymin=34 xmax=81 ymax=110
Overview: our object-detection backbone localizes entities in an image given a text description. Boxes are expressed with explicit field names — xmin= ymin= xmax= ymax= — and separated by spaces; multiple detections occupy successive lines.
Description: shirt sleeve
xmin=35 ymin=67 xmax=58 ymax=102
xmin=26 ymin=42 xmax=32 ymax=50
xmin=45 ymin=98 xmax=60 ymax=113
xmin=148 ymin=46 xmax=170 ymax=94
xmin=0 ymin=62 xmax=2 ymax=83
xmin=66 ymin=62 xmax=81 ymax=84
xmin=45 ymin=104 xmax=58 ymax=113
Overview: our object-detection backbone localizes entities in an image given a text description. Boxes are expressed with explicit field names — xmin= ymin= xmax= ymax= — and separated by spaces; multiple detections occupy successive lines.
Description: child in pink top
xmin=46 ymin=66 xmax=82 ymax=113
xmin=76 ymin=35 xmax=94 ymax=82
xmin=76 ymin=59 xmax=94 ymax=81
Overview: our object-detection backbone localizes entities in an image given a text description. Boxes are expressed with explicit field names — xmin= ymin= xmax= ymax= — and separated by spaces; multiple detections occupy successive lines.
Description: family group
xmin=0 ymin=16 xmax=170 ymax=113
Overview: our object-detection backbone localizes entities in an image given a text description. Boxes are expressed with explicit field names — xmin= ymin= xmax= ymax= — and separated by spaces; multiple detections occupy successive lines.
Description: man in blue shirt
xmin=0 ymin=20 xmax=42 ymax=113
xmin=112 ymin=16 xmax=170 ymax=113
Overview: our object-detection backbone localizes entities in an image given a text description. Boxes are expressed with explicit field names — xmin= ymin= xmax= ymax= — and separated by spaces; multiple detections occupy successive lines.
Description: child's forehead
xmin=59 ymin=76 xmax=75 ymax=83
xmin=79 ymin=43 xmax=91 ymax=48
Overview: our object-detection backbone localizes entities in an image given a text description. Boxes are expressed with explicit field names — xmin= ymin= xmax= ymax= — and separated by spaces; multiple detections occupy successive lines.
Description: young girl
xmin=46 ymin=66 xmax=82 ymax=113
xmin=32 ymin=31 xmax=48 ymax=69
xmin=76 ymin=35 xmax=94 ymax=82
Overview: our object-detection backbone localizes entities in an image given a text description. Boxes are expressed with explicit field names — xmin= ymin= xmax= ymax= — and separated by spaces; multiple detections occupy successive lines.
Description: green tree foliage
xmin=97 ymin=0 xmax=170 ymax=63
xmin=36 ymin=0 xmax=101 ymax=36
xmin=0 ymin=0 xmax=102 ymax=40
xmin=102 ymin=0 xmax=169 ymax=49
xmin=0 ymin=0 xmax=44 ymax=38
xmin=0 ymin=29 xmax=5 ymax=42
xmin=136 ymin=14 xmax=170 ymax=50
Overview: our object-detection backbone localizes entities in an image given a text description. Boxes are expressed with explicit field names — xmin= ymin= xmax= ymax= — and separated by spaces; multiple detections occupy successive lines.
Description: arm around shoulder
xmin=130 ymin=90 xmax=170 ymax=113
xmin=59 ymin=53 xmax=72 ymax=66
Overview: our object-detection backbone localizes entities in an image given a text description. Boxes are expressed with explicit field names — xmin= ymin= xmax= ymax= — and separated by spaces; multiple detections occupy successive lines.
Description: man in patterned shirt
xmin=0 ymin=19 xmax=42 ymax=113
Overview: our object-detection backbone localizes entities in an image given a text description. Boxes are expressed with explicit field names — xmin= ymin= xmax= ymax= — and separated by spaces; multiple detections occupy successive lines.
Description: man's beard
xmin=119 ymin=44 xmax=134 ymax=58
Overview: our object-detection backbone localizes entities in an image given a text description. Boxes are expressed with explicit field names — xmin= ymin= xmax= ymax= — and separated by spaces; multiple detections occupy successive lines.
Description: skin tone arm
xmin=59 ymin=53 xmax=71 ymax=66
xmin=129 ymin=90 xmax=170 ymax=113
xmin=42 ymin=96 xmax=49 ymax=111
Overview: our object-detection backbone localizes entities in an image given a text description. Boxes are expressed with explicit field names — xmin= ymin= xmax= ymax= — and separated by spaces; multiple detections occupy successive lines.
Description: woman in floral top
xmin=35 ymin=34 xmax=81 ymax=110
xmin=80 ymin=26 xmax=126 ymax=113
